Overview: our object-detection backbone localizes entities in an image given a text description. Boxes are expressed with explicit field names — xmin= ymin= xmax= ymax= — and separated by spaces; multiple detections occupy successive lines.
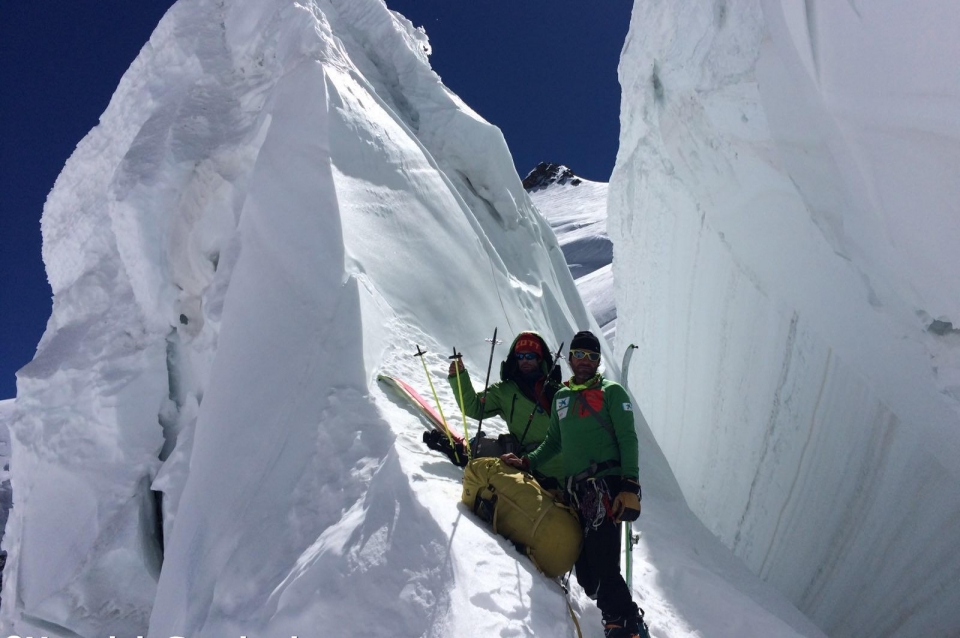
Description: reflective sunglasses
xmin=570 ymin=349 xmax=600 ymax=361
xmin=514 ymin=352 xmax=540 ymax=361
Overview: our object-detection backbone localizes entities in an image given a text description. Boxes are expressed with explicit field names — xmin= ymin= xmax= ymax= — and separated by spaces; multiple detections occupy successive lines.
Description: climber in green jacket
xmin=448 ymin=331 xmax=565 ymax=489
xmin=501 ymin=330 xmax=648 ymax=638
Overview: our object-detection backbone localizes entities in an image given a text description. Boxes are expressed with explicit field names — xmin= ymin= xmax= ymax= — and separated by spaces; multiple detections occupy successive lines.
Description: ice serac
xmin=1 ymin=0 xmax=601 ymax=635
xmin=610 ymin=1 xmax=960 ymax=636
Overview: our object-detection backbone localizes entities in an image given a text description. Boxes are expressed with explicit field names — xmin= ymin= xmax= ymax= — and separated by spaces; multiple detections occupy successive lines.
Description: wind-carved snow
xmin=3 ymin=0 xmax=831 ymax=637
xmin=611 ymin=1 xmax=960 ymax=636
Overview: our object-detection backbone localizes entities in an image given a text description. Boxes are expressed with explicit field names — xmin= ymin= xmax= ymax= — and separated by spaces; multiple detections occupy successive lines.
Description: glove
xmin=423 ymin=429 xmax=468 ymax=467
xmin=611 ymin=478 xmax=642 ymax=523
xmin=500 ymin=453 xmax=530 ymax=472
xmin=497 ymin=433 xmax=520 ymax=455
xmin=549 ymin=364 xmax=562 ymax=386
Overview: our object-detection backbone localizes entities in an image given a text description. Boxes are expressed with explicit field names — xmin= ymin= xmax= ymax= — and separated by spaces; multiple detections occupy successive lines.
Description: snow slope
xmin=610 ymin=1 xmax=960 ymax=636
xmin=529 ymin=170 xmax=616 ymax=344
xmin=3 ymin=1 xmax=826 ymax=637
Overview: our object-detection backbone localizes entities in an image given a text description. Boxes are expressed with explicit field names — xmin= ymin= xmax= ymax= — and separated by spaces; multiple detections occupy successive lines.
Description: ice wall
xmin=610 ymin=1 xmax=960 ymax=636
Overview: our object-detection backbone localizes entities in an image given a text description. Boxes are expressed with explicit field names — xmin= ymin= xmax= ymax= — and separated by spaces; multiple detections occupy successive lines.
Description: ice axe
xmin=470 ymin=327 xmax=502 ymax=456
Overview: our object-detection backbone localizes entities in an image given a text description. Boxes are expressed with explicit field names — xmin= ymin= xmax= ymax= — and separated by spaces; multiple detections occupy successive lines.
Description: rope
xmin=558 ymin=573 xmax=583 ymax=638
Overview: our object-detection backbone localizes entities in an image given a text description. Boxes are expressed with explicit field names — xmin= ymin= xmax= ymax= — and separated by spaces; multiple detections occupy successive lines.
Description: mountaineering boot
xmin=603 ymin=613 xmax=650 ymax=638
xmin=626 ymin=613 xmax=651 ymax=638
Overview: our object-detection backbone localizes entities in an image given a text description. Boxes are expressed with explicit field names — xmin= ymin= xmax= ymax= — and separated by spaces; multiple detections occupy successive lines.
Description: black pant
xmin=534 ymin=474 xmax=562 ymax=492
xmin=574 ymin=494 xmax=639 ymax=622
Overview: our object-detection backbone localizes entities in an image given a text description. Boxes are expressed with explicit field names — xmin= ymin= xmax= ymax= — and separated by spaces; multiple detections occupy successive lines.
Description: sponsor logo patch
xmin=557 ymin=407 xmax=569 ymax=419
xmin=556 ymin=397 xmax=570 ymax=409
xmin=622 ymin=402 xmax=633 ymax=411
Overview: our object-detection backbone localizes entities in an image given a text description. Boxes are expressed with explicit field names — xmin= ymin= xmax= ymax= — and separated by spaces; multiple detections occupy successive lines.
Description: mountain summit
xmin=522 ymin=162 xmax=582 ymax=190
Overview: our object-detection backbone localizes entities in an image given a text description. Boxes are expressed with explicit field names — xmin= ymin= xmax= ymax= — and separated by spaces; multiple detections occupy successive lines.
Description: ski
xmin=620 ymin=344 xmax=641 ymax=587
xmin=377 ymin=373 xmax=467 ymax=465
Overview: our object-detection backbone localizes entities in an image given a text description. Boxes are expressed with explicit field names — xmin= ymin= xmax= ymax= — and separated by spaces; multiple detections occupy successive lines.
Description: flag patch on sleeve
xmin=622 ymin=402 xmax=633 ymax=411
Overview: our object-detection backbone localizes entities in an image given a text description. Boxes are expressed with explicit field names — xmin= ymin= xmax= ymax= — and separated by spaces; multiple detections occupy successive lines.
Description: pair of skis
xmin=378 ymin=329 xmax=502 ymax=467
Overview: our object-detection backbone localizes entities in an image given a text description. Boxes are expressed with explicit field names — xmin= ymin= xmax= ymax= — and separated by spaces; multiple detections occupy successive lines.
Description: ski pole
xmin=518 ymin=341 xmax=564 ymax=448
xmin=449 ymin=347 xmax=471 ymax=461
xmin=472 ymin=327 xmax=501 ymax=456
xmin=414 ymin=345 xmax=460 ymax=465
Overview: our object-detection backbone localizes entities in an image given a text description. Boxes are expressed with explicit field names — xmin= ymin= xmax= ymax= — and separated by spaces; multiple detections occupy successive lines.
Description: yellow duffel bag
xmin=462 ymin=457 xmax=582 ymax=578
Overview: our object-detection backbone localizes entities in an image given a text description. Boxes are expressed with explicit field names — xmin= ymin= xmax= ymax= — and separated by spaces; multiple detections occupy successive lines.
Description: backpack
xmin=462 ymin=458 xmax=582 ymax=578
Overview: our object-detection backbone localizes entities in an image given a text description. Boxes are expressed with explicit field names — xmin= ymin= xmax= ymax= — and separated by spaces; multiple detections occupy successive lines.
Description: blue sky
xmin=0 ymin=2 xmax=632 ymax=399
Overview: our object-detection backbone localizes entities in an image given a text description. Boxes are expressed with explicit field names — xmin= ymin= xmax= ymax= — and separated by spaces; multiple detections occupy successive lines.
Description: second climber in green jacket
xmin=500 ymin=330 xmax=648 ymax=638
xmin=448 ymin=331 xmax=565 ymax=489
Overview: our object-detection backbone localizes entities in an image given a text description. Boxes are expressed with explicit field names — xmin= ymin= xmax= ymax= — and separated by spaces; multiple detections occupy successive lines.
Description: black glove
xmin=549 ymin=364 xmax=562 ymax=386
xmin=423 ymin=429 xmax=468 ymax=467
xmin=621 ymin=477 xmax=642 ymax=497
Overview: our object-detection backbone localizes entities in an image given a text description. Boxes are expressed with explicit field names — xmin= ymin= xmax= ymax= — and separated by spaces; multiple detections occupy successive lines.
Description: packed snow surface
xmin=611 ymin=1 xmax=960 ymax=636
xmin=529 ymin=172 xmax=616 ymax=344
xmin=3 ymin=0 xmax=835 ymax=637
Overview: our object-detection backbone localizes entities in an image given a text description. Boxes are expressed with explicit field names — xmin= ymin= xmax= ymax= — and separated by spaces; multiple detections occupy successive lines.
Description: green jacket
xmin=527 ymin=375 xmax=639 ymax=481
xmin=448 ymin=369 xmax=565 ymax=480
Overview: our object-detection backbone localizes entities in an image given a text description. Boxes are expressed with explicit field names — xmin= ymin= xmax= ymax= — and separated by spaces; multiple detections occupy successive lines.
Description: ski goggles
xmin=570 ymin=349 xmax=601 ymax=361
xmin=514 ymin=352 xmax=540 ymax=361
